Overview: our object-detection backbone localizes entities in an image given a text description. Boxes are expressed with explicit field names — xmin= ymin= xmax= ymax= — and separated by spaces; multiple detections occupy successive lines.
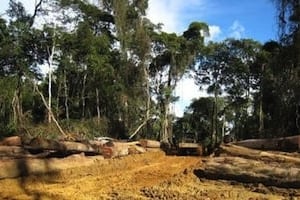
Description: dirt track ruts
xmin=0 ymin=150 xmax=297 ymax=200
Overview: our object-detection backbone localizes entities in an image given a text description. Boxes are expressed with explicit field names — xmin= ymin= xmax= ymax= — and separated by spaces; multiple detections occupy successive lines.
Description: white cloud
xmin=147 ymin=0 xmax=206 ymax=34
xmin=206 ymin=25 xmax=222 ymax=41
xmin=147 ymin=0 xmax=177 ymax=33
xmin=229 ymin=20 xmax=245 ymax=39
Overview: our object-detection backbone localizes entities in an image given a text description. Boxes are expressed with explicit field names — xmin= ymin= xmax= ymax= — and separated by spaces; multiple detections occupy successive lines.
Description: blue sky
xmin=147 ymin=0 xmax=277 ymax=42
xmin=0 ymin=0 xmax=277 ymax=116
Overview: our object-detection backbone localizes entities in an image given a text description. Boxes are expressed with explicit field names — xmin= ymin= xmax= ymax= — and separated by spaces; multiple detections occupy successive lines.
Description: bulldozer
xmin=174 ymin=132 xmax=203 ymax=156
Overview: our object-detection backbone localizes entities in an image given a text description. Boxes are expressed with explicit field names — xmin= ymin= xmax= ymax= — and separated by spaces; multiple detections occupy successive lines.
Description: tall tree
xmin=151 ymin=22 xmax=209 ymax=143
xmin=271 ymin=0 xmax=300 ymax=135
xmin=3 ymin=0 xmax=45 ymax=130
xmin=195 ymin=39 xmax=262 ymax=141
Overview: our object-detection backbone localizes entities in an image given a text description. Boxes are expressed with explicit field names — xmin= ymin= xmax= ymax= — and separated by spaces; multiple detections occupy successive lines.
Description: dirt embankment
xmin=0 ymin=146 xmax=299 ymax=200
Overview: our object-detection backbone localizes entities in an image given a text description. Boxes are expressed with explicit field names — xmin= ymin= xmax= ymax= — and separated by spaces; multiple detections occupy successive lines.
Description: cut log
xmin=100 ymin=145 xmax=114 ymax=159
xmin=220 ymin=144 xmax=300 ymax=166
xmin=234 ymin=135 xmax=300 ymax=152
xmin=0 ymin=136 xmax=22 ymax=146
xmin=0 ymin=145 xmax=27 ymax=158
xmin=139 ymin=139 xmax=161 ymax=148
xmin=98 ymin=141 xmax=146 ymax=158
xmin=0 ymin=145 xmax=53 ymax=159
xmin=128 ymin=145 xmax=146 ymax=154
xmin=195 ymin=156 xmax=300 ymax=188
xmin=0 ymin=155 xmax=104 ymax=179
xmin=60 ymin=141 xmax=97 ymax=153
xmin=25 ymin=138 xmax=100 ymax=155
xmin=111 ymin=142 xmax=144 ymax=157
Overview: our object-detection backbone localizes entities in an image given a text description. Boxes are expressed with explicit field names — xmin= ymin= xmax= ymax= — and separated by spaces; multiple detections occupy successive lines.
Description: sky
xmin=0 ymin=0 xmax=277 ymax=117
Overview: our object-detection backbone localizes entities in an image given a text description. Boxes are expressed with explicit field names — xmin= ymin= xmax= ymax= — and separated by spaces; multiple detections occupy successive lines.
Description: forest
xmin=0 ymin=0 xmax=299 ymax=150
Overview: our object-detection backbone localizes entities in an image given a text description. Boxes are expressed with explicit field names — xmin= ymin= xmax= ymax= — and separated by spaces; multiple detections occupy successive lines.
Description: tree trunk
xmin=129 ymin=120 xmax=147 ymax=140
xmin=64 ymin=70 xmax=69 ymax=122
xmin=139 ymin=139 xmax=160 ymax=148
xmin=12 ymin=77 xmax=23 ymax=129
xmin=47 ymin=44 xmax=55 ymax=123
xmin=210 ymin=91 xmax=217 ymax=149
xmin=161 ymin=99 xmax=170 ymax=143
xmin=259 ymin=95 xmax=264 ymax=136
xmin=161 ymin=62 xmax=175 ymax=144
xmin=56 ymin=76 xmax=62 ymax=119
xmin=144 ymin=63 xmax=151 ymax=136
xmin=221 ymin=115 xmax=226 ymax=142
xmin=220 ymin=143 xmax=300 ymax=164
xmin=96 ymin=88 xmax=100 ymax=125
xmin=81 ymin=70 xmax=87 ymax=119
xmin=46 ymin=23 xmax=57 ymax=123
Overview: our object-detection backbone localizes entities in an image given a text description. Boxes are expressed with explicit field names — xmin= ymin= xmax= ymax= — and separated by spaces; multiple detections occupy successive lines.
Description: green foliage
xmin=0 ymin=0 xmax=299 ymax=143
xmin=173 ymin=97 xmax=225 ymax=151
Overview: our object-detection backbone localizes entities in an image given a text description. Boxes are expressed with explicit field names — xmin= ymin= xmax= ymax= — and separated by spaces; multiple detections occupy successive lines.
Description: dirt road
xmin=0 ymin=150 xmax=298 ymax=200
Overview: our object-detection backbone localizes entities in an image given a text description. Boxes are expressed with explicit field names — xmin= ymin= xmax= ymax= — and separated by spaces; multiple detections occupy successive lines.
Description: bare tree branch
xmin=29 ymin=0 xmax=43 ymax=27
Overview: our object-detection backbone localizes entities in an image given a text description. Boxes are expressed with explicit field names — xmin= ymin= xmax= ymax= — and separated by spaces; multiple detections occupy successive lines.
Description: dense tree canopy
xmin=0 ymin=0 xmax=298 ymax=146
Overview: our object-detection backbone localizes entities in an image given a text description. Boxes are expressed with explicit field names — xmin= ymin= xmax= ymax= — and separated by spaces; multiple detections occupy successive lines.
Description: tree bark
xmin=47 ymin=32 xmax=56 ymax=123
xmin=139 ymin=139 xmax=160 ymax=148
xmin=220 ymin=143 xmax=300 ymax=164
xmin=234 ymin=135 xmax=300 ymax=152
xmin=81 ymin=69 xmax=87 ymax=119
xmin=96 ymin=88 xmax=100 ymax=125
xmin=129 ymin=120 xmax=147 ymax=140
xmin=63 ymin=70 xmax=69 ymax=121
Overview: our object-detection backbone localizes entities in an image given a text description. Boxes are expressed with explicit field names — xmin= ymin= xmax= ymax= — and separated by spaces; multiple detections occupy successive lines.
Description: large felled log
xmin=60 ymin=141 xmax=97 ymax=153
xmin=139 ymin=139 xmax=161 ymax=148
xmin=234 ymin=135 xmax=300 ymax=151
xmin=0 ymin=146 xmax=27 ymax=158
xmin=220 ymin=144 xmax=300 ymax=165
xmin=110 ymin=141 xmax=146 ymax=158
xmin=0 ymin=145 xmax=52 ymax=159
xmin=195 ymin=156 xmax=300 ymax=188
xmin=25 ymin=138 xmax=100 ymax=155
xmin=97 ymin=141 xmax=146 ymax=158
xmin=0 ymin=136 xmax=22 ymax=146
xmin=0 ymin=154 xmax=104 ymax=179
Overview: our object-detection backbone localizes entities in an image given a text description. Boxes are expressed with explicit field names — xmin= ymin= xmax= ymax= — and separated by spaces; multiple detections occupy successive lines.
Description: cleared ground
xmin=0 ymin=148 xmax=299 ymax=200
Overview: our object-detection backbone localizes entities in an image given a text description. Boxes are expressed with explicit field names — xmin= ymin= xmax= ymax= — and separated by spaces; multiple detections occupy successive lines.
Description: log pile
xmin=0 ymin=136 xmax=162 ymax=179
xmin=0 ymin=136 xmax=161 ymax=160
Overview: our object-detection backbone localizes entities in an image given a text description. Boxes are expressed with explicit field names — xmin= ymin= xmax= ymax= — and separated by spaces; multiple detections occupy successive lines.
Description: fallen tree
xmin=195 ymin=156 xmax=300 ymax=188
xmin=24 ymin=138 xmax=98 ymax=155
xmin=220 ymin=144 xmax=300 ymax=166
xmin=0 ymin=136 xmax=22 ymax=146
xmin=234 ymin=135 xmax=300 ymax=152
xmin=0 ymin=154 xmax=104 ymax=179
xmin=139 ymin=139 xmax=161 ymax=148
